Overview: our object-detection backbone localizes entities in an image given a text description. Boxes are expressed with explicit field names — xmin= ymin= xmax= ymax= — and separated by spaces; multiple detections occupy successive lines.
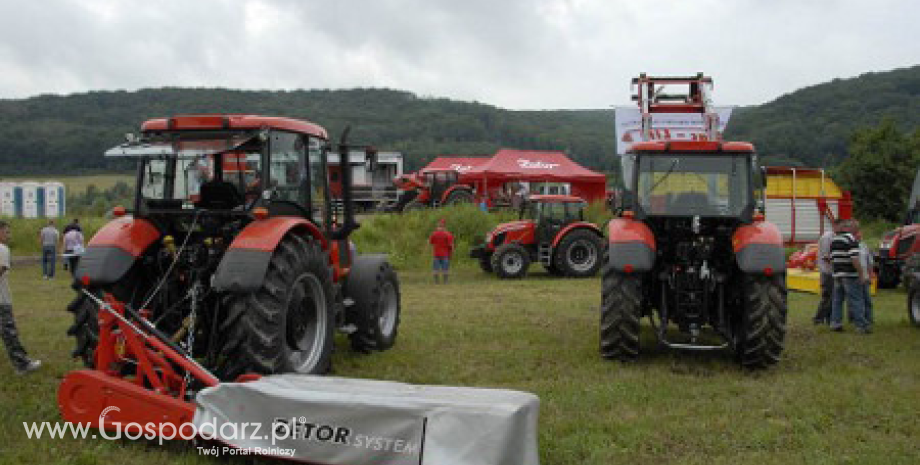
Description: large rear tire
xmin=216 ymin=234 xmax=334 ymax=380
xmin=402 ymin=200 xmax=427 ymax=212
xmin=736 ymin=274 xmax=787 ymax=369
xmin=444 ymin=189 xmax=474 ymax=206
xmin=347 ymin=256 xmax=401 ymax=352
xmin=600 ymin=264 xmax=642 ymax=361
xmin=553 ymin=229 xmax=603 ymax=277
xmin=66 ymin=270 xmax=146 ymax=368
xmin=491 ymin=243 xmax=530 ymax=279
xmin=908 ymin=282 xmax=920 ymax=327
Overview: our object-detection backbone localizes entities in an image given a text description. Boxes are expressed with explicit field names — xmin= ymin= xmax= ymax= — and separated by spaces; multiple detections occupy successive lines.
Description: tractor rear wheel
xmin=444 ymin=189 xmax=474 ymax=206
xmin=402 ymin=200 xmax=427 ymax=212
xmin=491 ymin=243 xmax=530 ymax=279
xmin=553 ymin=229 xmax=603 ymax=277
xmin=67 ymin=270 xmax=145 ymax=368
xmin=217 ymin=234 xmax=334 ymax=380
xmin=908 ymin=283 xmax=920 ymax=327
xmin=736 ymin=274 xmax=787 ymax=368
xmin=600 ymin=264 xmax=642 ymax=361
xmin=347 ymin=256 xmax=401 ymax=352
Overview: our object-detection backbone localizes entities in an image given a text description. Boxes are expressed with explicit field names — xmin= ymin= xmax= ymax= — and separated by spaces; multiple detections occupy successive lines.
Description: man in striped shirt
xmin=829 ymin=219 xmax=871 ymax=333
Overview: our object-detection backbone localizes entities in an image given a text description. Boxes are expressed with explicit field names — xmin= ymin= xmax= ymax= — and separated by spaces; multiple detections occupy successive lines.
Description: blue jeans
xmin=42 ymin=246 xmax=56 ymax=278
xmin=831 ymin=277 xmax=869 ymax=329
xmin=432 ymin=257 xmax=450 ymax=272
xmin=862 ymin=284 xmax=874 ymax=326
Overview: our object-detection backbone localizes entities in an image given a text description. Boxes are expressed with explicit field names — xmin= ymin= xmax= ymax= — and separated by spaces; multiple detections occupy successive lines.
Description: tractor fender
xmin=213 ymin=217 xmax=327 ymax=293
xmin=606 ymin=218 xmax=656 ymax=273
xmin=440 ymin=184 xmax=473 ymax=203
xmin=551 ymin=222 xmax=603 ymax=248
xmin=77 ymin=217 xmax=160 ymax=287
xmin=733 ymin=222 xmax=786 ymax=274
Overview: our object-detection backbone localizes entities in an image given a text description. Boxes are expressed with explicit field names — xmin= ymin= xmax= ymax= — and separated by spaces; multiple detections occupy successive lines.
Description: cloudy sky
xmin=1 ymin=0 xmax=917 ymax=109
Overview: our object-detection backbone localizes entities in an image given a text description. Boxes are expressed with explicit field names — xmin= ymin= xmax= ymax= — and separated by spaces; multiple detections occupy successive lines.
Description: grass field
xmin=0 ymin=263 xmax=918 ymax=465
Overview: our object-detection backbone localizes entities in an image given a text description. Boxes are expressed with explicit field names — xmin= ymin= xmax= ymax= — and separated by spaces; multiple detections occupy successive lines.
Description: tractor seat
xmin=196 ymin=180 xmax=244 ymax=210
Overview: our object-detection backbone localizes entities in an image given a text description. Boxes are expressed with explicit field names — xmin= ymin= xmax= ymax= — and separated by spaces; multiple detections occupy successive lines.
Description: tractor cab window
xmin=635 ymin=154 xmax=751 ymax=217
xmin=268 ymin=131 xmax=307 ymax=204
xmin=141 ymin=156 xmax=216 ymax=202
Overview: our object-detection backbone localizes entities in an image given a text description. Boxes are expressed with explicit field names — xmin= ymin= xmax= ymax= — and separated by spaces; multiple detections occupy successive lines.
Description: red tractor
xmin=67 ymin=114 xmax=401 ymax=381
xmin=601 ymin=74 xmax=787 ymax=368
xmin=875 ymin=167 xmax=920 ymax=288
xmin=393 ymin=169 xmax=476 ymax=211
xmin=470 ymin=195 xmax=605 ymax=278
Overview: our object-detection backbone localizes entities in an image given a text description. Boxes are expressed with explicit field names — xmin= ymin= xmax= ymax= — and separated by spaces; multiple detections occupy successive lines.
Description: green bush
xmin=353 ymin=201 xmax=613 ymax=270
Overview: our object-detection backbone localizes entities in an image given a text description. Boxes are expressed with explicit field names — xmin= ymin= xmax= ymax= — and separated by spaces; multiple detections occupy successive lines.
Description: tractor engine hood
xmin=492 ymin=220 xmax=534 ymax=235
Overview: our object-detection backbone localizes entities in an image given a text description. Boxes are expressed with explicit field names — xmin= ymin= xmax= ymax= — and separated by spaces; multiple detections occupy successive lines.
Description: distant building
xmin=0 ymin=181 xmax=66 ymax=218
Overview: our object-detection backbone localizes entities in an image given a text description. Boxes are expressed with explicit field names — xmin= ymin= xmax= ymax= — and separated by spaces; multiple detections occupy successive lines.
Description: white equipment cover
xmin=614 ymin=106 xmax=734 ymax=154
xmin=194 ymin=374 xmax=540 ymax=465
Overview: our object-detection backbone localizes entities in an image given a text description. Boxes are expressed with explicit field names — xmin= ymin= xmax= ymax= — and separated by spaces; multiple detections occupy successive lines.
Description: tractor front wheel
xmin=600 ymin=264 xmax=642 ymax=361
xmin=491 ymin=243 xmax=530 ymax=279
xmin=553 ymin=229 xmax=603 ymax=277
xmin=736 ymin=274 xmax=787 ymax=368
xmin=346 ymin=255 xmax=401 ymax=352
xmin=217 ymin=234 xmax=334 ymax=380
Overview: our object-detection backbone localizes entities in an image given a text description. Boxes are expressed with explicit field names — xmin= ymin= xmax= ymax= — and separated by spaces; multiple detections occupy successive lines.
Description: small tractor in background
xmin=875 ymin=167 xmax=920 ymax=288
xmin=392 ymin=169 xmax=475 ymax=211
xmin=602 ymin=74 xmax=787 ymax=368
xmin=66 ymin=114 xmax=401 ymax=382
xmin=470 ymin=195 xmax=604 ymax=279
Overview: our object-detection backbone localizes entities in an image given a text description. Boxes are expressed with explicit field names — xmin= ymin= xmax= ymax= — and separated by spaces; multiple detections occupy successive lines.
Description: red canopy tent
xmin=464 ymin=149 xmax=607 ymax=202
xmin=420 ymin=156 xmax=490 ymax=175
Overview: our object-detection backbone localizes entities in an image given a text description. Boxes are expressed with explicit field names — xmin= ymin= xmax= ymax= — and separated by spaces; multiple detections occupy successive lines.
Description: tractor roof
xmin=528 ymin=194 xmax=586 ymax=203
xmin=141 ymin=114 xmax=328 ymax=139
xmin=629 ymin=140 xmax=754 ymax=154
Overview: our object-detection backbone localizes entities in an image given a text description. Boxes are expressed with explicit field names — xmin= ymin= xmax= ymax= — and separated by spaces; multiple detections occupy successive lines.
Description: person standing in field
xmin=429 ymin=219 xmax=454 ymax=284
xmin=812 ymin=221 xmax=839 ymax=325
xmin=0 ymin=221 xmax=41 ymax=375
xmin=829 ymin=219 xmax=871 ymax=333
xmin=63 ymin=227 xmax=85 ymax=278
xmin=857 ymin=230 xmax=875 ymax=328
xmin=39 ymin=219 xmax=60 ymax=280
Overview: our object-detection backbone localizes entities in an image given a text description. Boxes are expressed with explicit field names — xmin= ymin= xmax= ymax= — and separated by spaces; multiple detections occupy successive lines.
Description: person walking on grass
xmin=829 ymin=219 xmax=872 ymax=334
xmin=0 ymin=221 xmax=41 ymax=375
xmin=39 ymin=219 xmax=59 ymax=280
xmin=429 ymin=219 xmax=454 ymax=284
xmin=63 ymin=227 xmax=85 ymax=278
xmin=812 ymin=220 xmax=839 ymax=325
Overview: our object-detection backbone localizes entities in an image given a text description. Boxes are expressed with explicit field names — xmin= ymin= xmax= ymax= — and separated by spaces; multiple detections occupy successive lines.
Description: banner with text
xmin=614 ymin=106 xmax=734 ymax=154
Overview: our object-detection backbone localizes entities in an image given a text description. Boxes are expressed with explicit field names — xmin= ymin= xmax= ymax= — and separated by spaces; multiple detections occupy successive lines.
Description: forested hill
xmin=0 ymin=64 xmax=917 ymax=175
xmin=725 ymin=64 xmax=920 ymax=167
xmin=0 ymin=88 xmax=617 ymax=175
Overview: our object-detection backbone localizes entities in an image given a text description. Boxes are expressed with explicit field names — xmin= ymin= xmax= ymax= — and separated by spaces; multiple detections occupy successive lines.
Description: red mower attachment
xmin=58 ymin=292 xmax=218 ymax=435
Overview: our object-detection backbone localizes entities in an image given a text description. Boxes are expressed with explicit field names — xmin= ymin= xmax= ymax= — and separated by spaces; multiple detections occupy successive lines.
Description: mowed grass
xmin=1 ymin=264 xmax=919 ymax=465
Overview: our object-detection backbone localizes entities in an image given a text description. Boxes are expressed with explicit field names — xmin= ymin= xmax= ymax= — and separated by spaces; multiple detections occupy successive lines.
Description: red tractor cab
xmin=393 ymin=169 xmax=475 ymax=211
xmin=470 ymin=195 xmax=604 ymax=278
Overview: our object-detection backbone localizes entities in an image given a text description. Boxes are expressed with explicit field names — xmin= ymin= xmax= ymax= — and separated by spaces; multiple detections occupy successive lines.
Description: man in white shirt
xmin=812 ymin=222 xmax=838 ymax=325
xmin=0 ymin=220 xmax=41 ymax=374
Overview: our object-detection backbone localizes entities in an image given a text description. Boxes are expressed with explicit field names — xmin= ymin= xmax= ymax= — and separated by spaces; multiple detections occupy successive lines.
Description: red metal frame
xmin=59 ymin=294 xmax=219 ymax=434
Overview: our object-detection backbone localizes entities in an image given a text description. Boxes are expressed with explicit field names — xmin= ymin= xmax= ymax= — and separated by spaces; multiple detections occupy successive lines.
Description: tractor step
xmin=538 ymin=243 xmax=552 ymax=266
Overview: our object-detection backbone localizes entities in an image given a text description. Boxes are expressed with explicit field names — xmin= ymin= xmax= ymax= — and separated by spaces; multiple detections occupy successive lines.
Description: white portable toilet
xmin=42 ymin=181 xmax=65 ymax=218
xmin=20 ymin=181 xmax=40 ymax=218
xmin=0 ymin=182 xmax=14 ymax=217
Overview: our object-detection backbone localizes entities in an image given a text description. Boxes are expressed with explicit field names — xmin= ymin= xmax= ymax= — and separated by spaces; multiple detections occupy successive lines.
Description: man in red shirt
xmin=429 ymin=219 xmax=455 ymax=284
